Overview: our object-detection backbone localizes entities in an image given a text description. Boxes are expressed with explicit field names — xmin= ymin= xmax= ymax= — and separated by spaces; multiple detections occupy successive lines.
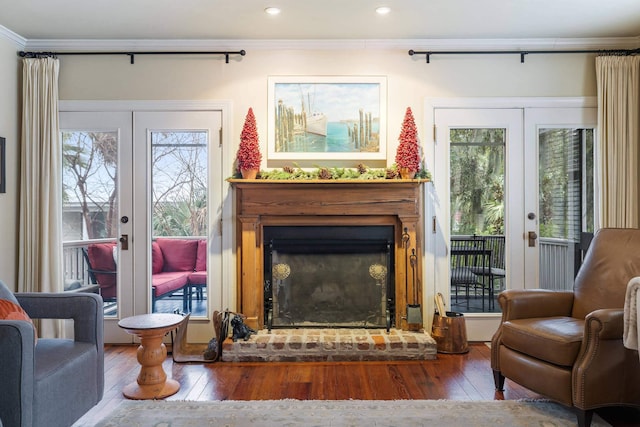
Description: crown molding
xmin=23 ymin=36 xmax=640 ymax=52
xmin=0 ymin=25 xmax=27 ymax=48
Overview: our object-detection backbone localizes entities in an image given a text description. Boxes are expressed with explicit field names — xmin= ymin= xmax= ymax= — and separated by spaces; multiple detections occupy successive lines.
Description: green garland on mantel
xmin=231 ymin=163 xmax=431 ymax=181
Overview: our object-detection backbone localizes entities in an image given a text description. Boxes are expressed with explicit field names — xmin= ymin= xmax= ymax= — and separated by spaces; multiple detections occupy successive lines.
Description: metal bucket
xmin=431 ymin=312 xmax=469 ymax=354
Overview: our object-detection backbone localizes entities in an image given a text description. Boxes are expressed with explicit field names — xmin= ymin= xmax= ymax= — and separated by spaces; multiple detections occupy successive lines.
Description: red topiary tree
xmin=236 ymin=107 xmax=262 ymax=178
xmin=395 ymin=107 xmax=421 ymax=178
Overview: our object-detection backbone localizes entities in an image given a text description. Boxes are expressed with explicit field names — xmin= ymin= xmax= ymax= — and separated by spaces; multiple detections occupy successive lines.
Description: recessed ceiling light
xmin=265 ymin=7 xmax=281 ymax=16
xmin=376 ymin=6 xmax=391 ymax=15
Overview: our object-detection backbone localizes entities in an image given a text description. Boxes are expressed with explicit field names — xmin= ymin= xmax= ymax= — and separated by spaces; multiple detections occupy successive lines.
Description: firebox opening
xmin=263 ymin=226 xmax=395 ymax=330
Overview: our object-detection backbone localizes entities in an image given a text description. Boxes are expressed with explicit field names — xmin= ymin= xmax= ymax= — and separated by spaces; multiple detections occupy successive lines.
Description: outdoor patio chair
xmin=82 ymin=243 xmax=117 ymax=302
xmin=470 ymin=235 xmax=506 ymax=297
xmin=450 ymin=237 xmax=492 ymax=310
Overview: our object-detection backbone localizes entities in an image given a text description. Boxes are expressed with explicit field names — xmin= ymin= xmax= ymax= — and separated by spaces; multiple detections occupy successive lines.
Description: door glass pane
xmin=151 ymin=131 xmax=208 ymax=315
xmin=62 ymin=131 xmax=119 ymax=317
xmin=538 ymin=128 xmax=594 ymax=291
xmin=450 ymin=128 xmax=505 ymax=313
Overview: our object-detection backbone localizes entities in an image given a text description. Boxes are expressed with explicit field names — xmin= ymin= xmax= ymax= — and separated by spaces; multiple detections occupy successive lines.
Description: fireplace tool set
xmin=403 ymin=228 xmax=423 ymax=326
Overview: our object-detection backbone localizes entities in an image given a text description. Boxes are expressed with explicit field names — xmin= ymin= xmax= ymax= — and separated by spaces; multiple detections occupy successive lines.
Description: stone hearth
xmin=222 ymin=328 xmax=437 ymax=362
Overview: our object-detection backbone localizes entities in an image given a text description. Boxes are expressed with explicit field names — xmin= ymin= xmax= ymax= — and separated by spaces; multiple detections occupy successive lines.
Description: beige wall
xmin=0 ymin=36 xmax=20 ymax=290
xmin=57 ymin=48 xmax=597 ymax=170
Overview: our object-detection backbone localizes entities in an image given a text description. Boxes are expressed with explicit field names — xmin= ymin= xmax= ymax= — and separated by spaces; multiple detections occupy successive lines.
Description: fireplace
xmin=230 ymin=180 xmax=425 ymax=331
xmin=263 ymin=225 xmax=395 ymax=330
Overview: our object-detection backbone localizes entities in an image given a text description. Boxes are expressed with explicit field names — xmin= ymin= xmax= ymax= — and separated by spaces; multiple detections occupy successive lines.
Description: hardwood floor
xmin=76 ymin=343 xmax=640 ymax=426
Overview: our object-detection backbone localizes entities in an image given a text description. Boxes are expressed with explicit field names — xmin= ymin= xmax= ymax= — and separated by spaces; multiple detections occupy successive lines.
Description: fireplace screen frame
xmin=263 ymin=226 xmax=395 ymax=331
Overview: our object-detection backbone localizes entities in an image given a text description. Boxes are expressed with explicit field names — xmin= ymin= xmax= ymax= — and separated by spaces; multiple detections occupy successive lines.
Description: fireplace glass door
xmin=264 ymin=226 xmax=394 ymax=329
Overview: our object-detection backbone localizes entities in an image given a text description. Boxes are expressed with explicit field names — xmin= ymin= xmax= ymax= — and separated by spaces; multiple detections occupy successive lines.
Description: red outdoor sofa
xmin=84 ymin=238 xmax=207 ymax=312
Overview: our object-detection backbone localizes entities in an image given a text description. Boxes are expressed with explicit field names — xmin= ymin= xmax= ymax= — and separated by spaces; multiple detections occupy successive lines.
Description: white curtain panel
xmin=18 ymin=57 xmax=63 ymax=337
xmin=596 ymin=55 xmax=640 ymax=228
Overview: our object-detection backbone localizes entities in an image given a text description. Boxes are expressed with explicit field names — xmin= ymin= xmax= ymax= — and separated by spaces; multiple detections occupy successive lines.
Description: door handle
xmin=119 ymin=234 xmax=129 ymax=250
xmin=527 ymin=231 xmax=537 ymax=247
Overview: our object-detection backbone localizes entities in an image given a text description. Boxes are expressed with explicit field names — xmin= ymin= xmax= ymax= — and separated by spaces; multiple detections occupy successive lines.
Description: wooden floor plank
xmin=309 ymin=364 xmax=340 ymax=400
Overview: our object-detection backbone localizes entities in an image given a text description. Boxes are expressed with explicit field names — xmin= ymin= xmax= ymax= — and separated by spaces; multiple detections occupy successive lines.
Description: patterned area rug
xmin=76 ymin=399 xmax=611 ymax=427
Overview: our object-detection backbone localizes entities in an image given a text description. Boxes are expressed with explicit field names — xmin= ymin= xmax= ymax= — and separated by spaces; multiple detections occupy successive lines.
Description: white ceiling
xmin=1 ymin=0 xmax=639 ymax=43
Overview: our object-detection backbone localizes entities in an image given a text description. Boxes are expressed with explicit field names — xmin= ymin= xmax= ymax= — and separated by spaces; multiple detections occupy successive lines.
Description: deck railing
xmin=448 ymin=235 xmax=576 ymax=293
xmin=539 ymin=237 xmax=575 ymax=291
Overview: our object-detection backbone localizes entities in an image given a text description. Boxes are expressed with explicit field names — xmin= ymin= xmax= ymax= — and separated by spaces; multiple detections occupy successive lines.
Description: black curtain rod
xmin=18 ymin=50 xmax=246 ymax=64
xmin=408 ymin=48 xmax=640 ymax=63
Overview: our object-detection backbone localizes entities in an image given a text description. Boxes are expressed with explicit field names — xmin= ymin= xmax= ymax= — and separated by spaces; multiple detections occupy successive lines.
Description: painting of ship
xmin=298 ymin=91 xmax=327 ymax=136
xmin=305 ymin=111 xmax=327 ymax=136
xmin=270 ymin=77 xmax=387 ymax=160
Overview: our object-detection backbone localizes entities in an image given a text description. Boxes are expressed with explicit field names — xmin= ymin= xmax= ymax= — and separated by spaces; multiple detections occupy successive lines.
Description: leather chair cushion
xmin=501 ymin=316 xmax=584 ymax=367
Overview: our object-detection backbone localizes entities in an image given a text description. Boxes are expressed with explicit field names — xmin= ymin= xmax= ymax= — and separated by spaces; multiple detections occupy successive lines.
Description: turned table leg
xmin=118 ymin=313 xmax=184 ymax=400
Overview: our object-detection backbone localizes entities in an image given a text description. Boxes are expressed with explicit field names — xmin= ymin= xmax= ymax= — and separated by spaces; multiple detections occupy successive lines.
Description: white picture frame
xmin=267 ymin=76 xmax=387 ymax=162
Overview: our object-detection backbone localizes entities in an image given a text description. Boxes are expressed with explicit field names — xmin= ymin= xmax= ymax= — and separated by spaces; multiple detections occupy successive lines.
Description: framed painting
xmin=267 ymin=76 xmax=387 ymax=161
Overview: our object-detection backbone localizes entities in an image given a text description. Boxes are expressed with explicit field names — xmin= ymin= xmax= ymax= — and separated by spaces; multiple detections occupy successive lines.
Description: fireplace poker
xmin=407 ymin=248 xmax=422 ymax=324
xmin=402 ymin=228 xmax=410 ymax=319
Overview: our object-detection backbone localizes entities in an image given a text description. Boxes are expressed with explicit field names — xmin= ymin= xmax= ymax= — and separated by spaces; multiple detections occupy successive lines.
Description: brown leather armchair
xmin=491 ymin=228 xmax=640 ymax=427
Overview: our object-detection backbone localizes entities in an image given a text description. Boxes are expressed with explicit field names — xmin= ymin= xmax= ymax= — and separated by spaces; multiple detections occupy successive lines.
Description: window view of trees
xmin=62 ymin=130 xmax=209 ymax=242
xmin=62 ymin=131 xmax=118 ymax=241
xmin=538 ymin=129 xmax=594 ymax=240
xmin=447 ymin=121 xmax=594 ymax=296
xmin=151 ymin=131 xmax=208 ymax=238
xmin=450 ymin=128 xmax=505 ymax=236
xmin=449 ymin=127 xmax=593 ymax=239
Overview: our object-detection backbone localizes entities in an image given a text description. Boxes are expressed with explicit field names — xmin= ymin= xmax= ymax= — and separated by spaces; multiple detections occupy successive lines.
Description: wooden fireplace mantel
xmin=229 ymin=179 xmax=426 ymax=331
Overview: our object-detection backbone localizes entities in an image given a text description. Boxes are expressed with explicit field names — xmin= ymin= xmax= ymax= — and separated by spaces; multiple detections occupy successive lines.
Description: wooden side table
xmin=118 ymin=313 xmax=184 ymax=399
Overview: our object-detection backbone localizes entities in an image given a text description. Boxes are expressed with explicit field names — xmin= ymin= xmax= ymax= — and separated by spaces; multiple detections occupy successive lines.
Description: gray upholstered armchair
xmin=0 ymin=282 xmax=104 ymax=427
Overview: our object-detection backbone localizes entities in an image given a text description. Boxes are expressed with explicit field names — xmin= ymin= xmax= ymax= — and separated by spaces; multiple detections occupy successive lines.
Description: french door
xmin=61 ymin=111 xmax=134 ymax=342
xmin=523 ymin=108 xmax=597 ymax=291
xmin=433 ymin=108 xmax=524 ymax=340
xmin=61 ymin=106 xmax=224 ymax=342
xmin=430 ymin=100 xmax=596 ymax=341
xmin=133 ymin=111 xmax=223 ymax=343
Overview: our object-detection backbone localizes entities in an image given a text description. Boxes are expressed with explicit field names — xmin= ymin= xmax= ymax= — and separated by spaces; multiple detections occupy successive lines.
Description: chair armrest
xmin=584 ymin=308 xmax=623 ymax=340
xmin=17 ymin=293 xmax=105 ymax=405
xmin=497 ymin=289 xmax=574 ymax=321
xmin=0 ymin=320 xmax=36 ymax=427
xmin=17 ymin=292 xmax=103 ymax=344
xmin=574 ymin=308 xmax=640 ymax=408
xmin=491 ymin=289 xmax=575 ymax=371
